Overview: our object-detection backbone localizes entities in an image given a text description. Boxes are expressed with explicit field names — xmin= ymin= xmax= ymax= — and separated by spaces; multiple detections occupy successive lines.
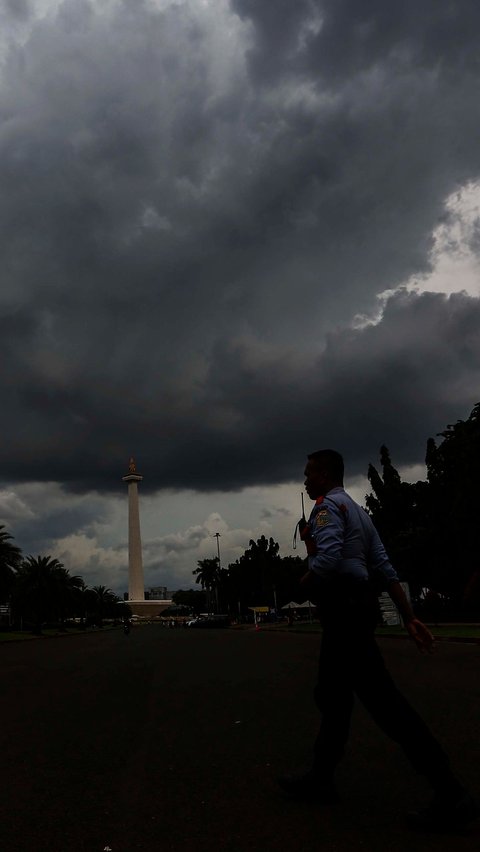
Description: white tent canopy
xmin=281 ymin=601 xmax=300 ymax=609
xmin=296 ymin=600 xmax=316 ymax=608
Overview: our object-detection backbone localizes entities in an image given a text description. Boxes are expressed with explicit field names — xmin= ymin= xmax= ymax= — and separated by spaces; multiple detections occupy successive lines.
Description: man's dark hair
xmin=307 ymin=449 xmax=344 ymax=483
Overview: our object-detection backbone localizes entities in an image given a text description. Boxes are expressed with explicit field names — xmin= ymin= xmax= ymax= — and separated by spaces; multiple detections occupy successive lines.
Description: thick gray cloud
xmin=5 ymin=0 xmax=31 ymax=21
xmin=0 ymin=482 xmax=113 ymax=554
xmin=0 ymin=0 xmax=479 ymax=502
xmin=233 ymin=0 xmax=480 ymax=83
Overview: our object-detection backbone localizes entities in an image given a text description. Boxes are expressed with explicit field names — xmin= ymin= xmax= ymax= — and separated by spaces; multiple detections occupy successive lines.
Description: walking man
xmin=279 ymin=449 xmax=477 ymax=831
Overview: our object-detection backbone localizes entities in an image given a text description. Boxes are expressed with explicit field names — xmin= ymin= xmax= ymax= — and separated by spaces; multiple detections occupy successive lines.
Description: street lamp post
xmin=214 ymin=533 xmax=221 ymax=614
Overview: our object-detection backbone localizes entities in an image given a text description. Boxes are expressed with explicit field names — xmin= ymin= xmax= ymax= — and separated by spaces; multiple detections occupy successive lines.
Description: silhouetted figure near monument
xmin=278 ymin=449 xmax=477 ymax=831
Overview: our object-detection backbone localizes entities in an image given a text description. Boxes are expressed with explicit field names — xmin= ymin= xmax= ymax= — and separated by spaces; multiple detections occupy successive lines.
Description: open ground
xmin=1 ymin=625 xmax=479 ymax=852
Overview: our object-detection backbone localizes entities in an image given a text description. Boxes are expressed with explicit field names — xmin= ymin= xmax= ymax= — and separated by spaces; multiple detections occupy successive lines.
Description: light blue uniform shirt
xmin=307 ymin=487 xmax=399 ymax=586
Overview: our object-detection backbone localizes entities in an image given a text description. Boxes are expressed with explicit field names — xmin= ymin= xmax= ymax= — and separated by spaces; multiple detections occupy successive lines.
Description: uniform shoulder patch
xmin=314 ymin=508 xmax=332 ymax=528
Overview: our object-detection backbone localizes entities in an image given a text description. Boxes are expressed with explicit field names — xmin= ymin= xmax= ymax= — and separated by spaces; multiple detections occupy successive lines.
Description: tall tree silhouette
xmin=0 ymin=525 xmax=22 ymax=603
xmin=424 ymin=402 xmax=480 ymax=600
xmin=234 ymin=536 xmax=280 ymax=608
xmin=193 ymin=558 xmax=220 ymax=611
xmin=366 ymin=447 xmax=430 ymax=594
xmin=366 ymin=402 xmax=480 ymax=605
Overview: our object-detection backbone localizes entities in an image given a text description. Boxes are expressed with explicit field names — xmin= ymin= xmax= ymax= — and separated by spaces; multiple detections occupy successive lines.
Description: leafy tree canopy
xmin=366 ymin=402 xmax=480 ymax=603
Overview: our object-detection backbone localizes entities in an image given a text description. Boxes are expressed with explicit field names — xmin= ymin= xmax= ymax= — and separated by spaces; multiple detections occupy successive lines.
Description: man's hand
xmin=387 ymin=582 xmax=434 ymax=652
xmin=298 ymin=517 xmax=308 ymax=534
xmin=405 ymin=617 xmax=435 ymax=653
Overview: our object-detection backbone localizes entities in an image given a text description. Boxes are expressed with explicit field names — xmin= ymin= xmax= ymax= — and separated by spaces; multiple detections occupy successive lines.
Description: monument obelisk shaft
xmin=122 ymin=458 xmax=145 ymax=601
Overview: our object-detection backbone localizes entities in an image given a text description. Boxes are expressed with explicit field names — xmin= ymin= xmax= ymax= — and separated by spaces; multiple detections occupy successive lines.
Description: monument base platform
xmin=128 ymin=600 xmax=173 ymax=618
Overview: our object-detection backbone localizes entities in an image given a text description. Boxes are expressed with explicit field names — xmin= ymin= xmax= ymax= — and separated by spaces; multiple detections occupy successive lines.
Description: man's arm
xmin=304 ymin=502 xmax=345 ymax=578
xmin=388 ymin=580 xmax=435 ymax=653
xmin=365 ymin=519 xmax=435 ymax=653
xmin=299 ymin=501 xmax=345 ymax=590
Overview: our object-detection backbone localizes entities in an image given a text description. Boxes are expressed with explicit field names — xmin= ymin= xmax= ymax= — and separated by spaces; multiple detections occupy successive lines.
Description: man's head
xmin=304 ymin=449 xmax=344 ymax=500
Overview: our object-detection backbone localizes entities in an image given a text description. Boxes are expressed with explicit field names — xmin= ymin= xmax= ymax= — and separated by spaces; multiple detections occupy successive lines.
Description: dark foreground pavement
xmin=1 ymin=626 xmax=479 ymax=852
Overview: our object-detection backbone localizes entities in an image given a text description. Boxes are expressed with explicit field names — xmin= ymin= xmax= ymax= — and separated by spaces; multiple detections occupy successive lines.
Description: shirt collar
xmin=314 ymin=486 xmax=345 ymax=506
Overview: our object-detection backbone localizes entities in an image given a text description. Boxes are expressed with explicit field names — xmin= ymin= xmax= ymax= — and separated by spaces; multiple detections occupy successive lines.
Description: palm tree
xmin=50 ymin=566 xmax=84 ymax=629
xmin=0 ymin=525 xmax=22 ymax=603
xmin=72 ymin=579 xmax=92 ymax=628
xmin=13 ymin=555 xmax=81 ymax=633
xmin=193 ymin=558 xmax=220 ymax=612
xmin=91 ymin=585 xmax=118 ymax=626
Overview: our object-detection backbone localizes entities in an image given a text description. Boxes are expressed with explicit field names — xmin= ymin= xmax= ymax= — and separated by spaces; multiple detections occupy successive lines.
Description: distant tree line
xmin=182 ymin=402 xmax=480 ymax=621
xmin=176 ymin=537 xmax=306 ymax=617
xmin=0 ymin=536 xmax=130 ymax=633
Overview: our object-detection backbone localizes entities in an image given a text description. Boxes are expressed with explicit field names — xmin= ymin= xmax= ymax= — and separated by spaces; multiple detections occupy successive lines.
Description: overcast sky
xmin=1 ymin=0 xmax=480 ymax=595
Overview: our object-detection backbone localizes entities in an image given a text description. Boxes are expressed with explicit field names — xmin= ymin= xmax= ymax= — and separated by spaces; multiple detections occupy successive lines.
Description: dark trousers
xmin=313 ymin=581 xmax=452 ymax=789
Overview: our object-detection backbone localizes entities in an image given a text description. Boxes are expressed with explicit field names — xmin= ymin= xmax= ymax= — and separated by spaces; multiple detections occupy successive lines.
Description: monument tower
xmin=122 ymin=457 xmax=145 ymax=601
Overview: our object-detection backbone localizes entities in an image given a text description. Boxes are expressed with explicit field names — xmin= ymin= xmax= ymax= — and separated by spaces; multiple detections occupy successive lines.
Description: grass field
xmin=378 ymin=623 xmax=480 ymax=640
xmin=1 ymin=622 xmax=479 ymax=642
xmin=0 ymin=625 xmax=120 ymax=642
xmin=271 ymin=621 xmax=480 ymax=640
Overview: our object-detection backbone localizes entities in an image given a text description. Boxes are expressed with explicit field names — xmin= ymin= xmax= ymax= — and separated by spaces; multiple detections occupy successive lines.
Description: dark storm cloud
xmin=175 ymin=289 xmax=480 ymax=486
xmin=233 ymin=0 xmax=480 ymax=83
xmin=0 ymin=0 xmax=480 ymax=496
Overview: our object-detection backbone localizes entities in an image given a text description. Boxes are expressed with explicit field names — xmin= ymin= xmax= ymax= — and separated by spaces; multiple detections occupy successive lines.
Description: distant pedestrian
xmin=278 ymin=449 xmax=477 ymax=832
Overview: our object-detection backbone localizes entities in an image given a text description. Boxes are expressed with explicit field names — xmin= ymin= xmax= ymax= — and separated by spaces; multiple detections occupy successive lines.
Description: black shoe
xmin=407 ymin=791 xmax=478 ymax=832
xmin=277 ymin=769 xmax=338 ymax=802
